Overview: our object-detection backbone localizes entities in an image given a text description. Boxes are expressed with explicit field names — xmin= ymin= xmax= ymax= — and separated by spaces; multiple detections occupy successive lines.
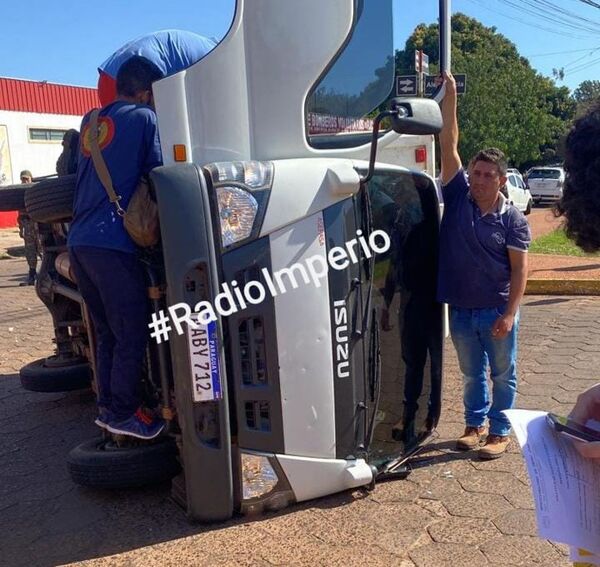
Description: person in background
xmin=17 ymin=170 xmax=39 ymax=286
xmin=56 ymin=129 xmax=80 ymax=176
xmin=437 ymin=72 xmax=531 ymax=459
xmin=97 ymin=29 xmax=216 ymax=106
xmin=554 ymin=104 xmax=600 ymax=460
xmin=69 ymin=56 xmax=164 ymax=440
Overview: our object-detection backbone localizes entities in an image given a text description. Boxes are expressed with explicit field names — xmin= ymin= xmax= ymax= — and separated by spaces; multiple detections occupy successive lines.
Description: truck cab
xmin=18 ymin=0 xmax=446 ymax=522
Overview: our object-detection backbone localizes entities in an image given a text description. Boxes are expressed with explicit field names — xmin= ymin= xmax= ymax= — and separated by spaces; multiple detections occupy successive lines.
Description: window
xmin=28 ymin=128 xmax=67 ymax=142
xmin=528 ymin=169 xmax=562 ymax=180
xmin=366 ymin=169 xmax=443 ymax=466
xmin=305 ymin=0 xmax=394 ymax=147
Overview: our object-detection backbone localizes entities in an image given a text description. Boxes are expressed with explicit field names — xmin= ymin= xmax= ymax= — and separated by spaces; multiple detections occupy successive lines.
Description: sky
xmin=0 ymin=0 xmax=598 ymax=93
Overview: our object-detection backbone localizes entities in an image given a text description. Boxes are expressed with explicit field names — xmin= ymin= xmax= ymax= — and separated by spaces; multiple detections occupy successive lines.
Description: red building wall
xmin=0 ymin=78 xmax=99 ymax=228
xmin=0 ymin=77 xmax=99 ymax=115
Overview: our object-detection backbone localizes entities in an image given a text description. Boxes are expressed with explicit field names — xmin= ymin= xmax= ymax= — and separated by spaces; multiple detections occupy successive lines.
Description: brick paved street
xmin=1 ymin=253 xmax=598 ymax=566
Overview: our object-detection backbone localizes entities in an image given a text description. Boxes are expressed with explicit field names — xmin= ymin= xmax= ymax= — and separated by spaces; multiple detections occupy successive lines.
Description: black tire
xmin=525 ymin=200 xmax=533 ymax=215
xmin=20 ymin=356 xmax=91 ymax=392
xmin=0 ymin=183 xmax=32 ymax=212
xmin=25 ymin=175 xmax=75 ymax=223
xmin=67 ymin=437 xmax=181 ymax=489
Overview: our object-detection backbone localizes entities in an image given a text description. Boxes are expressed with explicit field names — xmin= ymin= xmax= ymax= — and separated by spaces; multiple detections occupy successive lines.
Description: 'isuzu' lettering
xmin=334 ymin=299 xmax=350 ymax=379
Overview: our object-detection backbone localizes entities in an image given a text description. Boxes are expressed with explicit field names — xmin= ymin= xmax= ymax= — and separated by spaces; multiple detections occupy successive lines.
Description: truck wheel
xmin=0 ymin=184 xmax=31 ymax=212
xmin=25 ymin=175 xmax=75 ymax=223
xmin=67 ymin=437 xmax=181 ymax=489
xmin=525 ymin=200 xmax=533 ymax=215
xmin=20 ymin=356 xmax=91 ymax=392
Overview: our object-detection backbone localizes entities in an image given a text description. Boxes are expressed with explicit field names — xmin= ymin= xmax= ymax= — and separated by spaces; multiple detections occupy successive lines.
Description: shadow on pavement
xmin=0 ymin=373 xmax=365 ymax=567
xmin=406 ymin=439 xmax=474 ymax=470
xmin=553 ymin=264 xmax=600 ymax=272
xmin=524 ymin=297 xmax=573 ymax=307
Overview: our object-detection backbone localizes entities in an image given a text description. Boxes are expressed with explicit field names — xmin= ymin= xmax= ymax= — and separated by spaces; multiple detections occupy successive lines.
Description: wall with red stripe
xmin=0 ymin=77 xmax=99 ymax=116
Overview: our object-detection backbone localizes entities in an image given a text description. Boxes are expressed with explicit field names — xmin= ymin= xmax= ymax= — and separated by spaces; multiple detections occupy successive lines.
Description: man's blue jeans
xmin=449 ymin=305 xmax=519 ymax=436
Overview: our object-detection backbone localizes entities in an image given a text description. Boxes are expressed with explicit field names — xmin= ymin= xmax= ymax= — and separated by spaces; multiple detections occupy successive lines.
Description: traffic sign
xmin=396 ymin=75 xmax=418 ymax=97
xmin=414 ymin=50 xmax=429 ymax=74
xmin=424 ymin=74 xmax=467 ymax=96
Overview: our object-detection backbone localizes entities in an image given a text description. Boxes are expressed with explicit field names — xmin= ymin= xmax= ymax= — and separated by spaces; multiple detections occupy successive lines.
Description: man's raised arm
xmin=439 ymin=71 xmax=462 ymax=185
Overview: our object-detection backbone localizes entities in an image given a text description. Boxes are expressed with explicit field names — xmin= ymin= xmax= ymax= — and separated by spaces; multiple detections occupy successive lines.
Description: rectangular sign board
xmin=424 ymin=74 xmax=467 ymax=96
xmin=396 ymin=75 xmax=418 ymax=97
xmin=414 ymin=50 xmax=429 ymax=74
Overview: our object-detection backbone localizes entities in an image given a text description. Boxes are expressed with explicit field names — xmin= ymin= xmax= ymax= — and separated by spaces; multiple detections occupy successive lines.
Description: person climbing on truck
xmin=68 ymin=55 xmax=165 ymax=440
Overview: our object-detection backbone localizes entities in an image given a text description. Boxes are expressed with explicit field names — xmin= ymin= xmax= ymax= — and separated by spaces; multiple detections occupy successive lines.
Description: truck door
xmin=365 ymin=168 xmax=443 ymax=469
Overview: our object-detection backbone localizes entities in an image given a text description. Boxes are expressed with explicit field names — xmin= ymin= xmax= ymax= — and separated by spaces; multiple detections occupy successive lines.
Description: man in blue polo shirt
xmin=438 ymin=72 xmax=531 ymax=459
xmin=68 ymin=56 xmax=165 ymax=440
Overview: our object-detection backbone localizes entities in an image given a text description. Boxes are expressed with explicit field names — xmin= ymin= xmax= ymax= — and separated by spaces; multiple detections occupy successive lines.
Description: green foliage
xmin=573 ymin=80 xmax=600 ymax=103
xmin=530 ymin=228 xmax=599 ymax=257
xmin=573 ymin=80 xmax=600 ymax=116
xmin=394 ymin=14 xmax=576 ymax=168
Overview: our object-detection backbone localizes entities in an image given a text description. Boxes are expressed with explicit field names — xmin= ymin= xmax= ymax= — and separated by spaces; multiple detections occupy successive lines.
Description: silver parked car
xmin=527 ymin=167 xmax=565 ymax=204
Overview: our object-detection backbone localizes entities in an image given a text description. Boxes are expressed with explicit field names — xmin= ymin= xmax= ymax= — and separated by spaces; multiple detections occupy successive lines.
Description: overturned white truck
xmin=12 ymin=0 xmax=448 ymax=522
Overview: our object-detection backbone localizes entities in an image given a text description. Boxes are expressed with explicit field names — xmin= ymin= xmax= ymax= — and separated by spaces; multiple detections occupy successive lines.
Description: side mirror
xmin=360 ymin=97 xmax=443 ymax=184
xmin=389 ymin=98 xmax=443 ymax=135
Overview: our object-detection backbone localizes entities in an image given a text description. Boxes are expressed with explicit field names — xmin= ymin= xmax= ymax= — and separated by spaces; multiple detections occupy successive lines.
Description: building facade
xmin=0 ymin=77 xmax=99 ymax=226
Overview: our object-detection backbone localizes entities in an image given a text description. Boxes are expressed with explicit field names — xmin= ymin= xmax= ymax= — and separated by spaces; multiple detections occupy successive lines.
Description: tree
xmin=573 ymin=80 xmax=600 ymax=103
xmin=393 ymin=14 xmax=575 ymax=168
xmin=573 ymin=80 xmax=600 ymax=116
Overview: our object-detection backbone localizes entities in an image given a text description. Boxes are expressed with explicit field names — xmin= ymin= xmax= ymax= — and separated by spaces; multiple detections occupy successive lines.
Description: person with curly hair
xmin=554 ymin=104 xmax=600 ymax=460
xmin=554 ymin=104 xmax=600 ymax=253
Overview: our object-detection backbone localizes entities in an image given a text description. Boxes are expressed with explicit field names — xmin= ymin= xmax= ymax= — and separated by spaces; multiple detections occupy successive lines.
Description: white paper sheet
xmin=505 ymin=409 xmax=600 ymax=555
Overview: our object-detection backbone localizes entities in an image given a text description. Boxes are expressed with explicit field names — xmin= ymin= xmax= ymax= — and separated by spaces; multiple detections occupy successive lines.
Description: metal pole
xmin=439 ymin=0 xmax=451 ymax=73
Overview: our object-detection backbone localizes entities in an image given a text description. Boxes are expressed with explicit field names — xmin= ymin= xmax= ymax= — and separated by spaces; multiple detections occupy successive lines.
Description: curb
xmin=526 ymin=279 xmax=600 ymax=295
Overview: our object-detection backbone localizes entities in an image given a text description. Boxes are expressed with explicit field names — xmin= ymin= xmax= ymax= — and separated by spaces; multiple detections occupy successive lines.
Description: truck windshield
xmin=306 ymin=0 xmax=394 ymax=147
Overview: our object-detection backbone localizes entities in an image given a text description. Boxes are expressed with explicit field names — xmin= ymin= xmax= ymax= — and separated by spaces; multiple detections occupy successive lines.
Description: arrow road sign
xmin=395 ymin=75 xmax=418 ymax=97
xmin=424 ymin=74 xmax=467 ymax=96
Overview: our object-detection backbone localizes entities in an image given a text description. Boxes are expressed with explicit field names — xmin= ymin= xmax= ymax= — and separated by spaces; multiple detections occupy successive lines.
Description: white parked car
xmin=505 ymin=170 xmax=533 ymax=215
xmin=526 ymin=167 xmax=565 ymax=204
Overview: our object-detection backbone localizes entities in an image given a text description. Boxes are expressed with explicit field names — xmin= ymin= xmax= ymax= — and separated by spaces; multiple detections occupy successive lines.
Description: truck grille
xmin=239 ymin=317 xmax=267 ymax=386
xmin=244 ymin=401 xmax=271 ymax=432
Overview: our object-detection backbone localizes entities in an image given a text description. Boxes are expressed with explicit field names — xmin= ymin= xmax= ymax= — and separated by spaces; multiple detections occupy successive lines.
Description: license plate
xmin=187 ymin=320 xmax=222 ymax=402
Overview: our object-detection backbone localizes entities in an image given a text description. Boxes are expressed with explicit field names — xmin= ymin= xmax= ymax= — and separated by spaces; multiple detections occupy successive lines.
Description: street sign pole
xmin=414 ymin=50 xmax=430 ymax=97
xmin=440 ymin=0 xmax=451 ymax=73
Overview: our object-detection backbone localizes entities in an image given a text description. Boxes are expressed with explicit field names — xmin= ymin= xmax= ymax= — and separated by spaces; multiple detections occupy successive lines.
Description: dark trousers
xmin=69 ymin=246 xmax=148 ymax=420
xmin=401 ymin=293 xmax=443 ymax=422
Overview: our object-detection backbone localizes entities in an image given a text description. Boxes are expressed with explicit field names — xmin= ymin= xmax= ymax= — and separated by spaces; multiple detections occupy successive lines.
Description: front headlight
xmin=206 ymin=161 xmax=274 ymax=249
xmin=209 ymin=160 xmax=273 ymax=190
xmin=241 ymin=453 xmax=279 ymax=499
xmin=216 ymin=186 xmax=258 ymax=247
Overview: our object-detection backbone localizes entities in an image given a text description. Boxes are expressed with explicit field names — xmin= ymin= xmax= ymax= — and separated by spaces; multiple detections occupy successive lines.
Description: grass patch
xmin=530 ymin=229 xmax=599 ymax=257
